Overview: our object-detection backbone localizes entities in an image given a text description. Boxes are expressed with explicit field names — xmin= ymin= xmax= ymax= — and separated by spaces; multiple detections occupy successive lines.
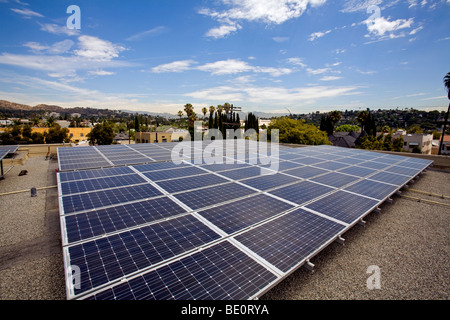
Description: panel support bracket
xmin=303 ymin=260 xmax=315 ymax=273
xmin=358 ymin=219 xmax=366 ymax=227
xmin=335 ymin=236 xmax=345 ymax=245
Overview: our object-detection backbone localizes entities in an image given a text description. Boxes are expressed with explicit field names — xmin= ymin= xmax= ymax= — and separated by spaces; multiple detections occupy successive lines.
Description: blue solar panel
xmin=61 ymin=184 xmax=162 ymax=214
xmin=312 ymin=161 xmax=349 ymax=171
xmin=278 ymin=161 xmax=304 ymax=171
xmin=358 ymin=161 xmax=390 ymax=170
xmin=63 ymin=197 xmax=188 ymax=244
xmin=384 ymin=165 xmax=421 ymax=177
xmin=235 ymin=208 xmax=346 ymax=273
xmin=338 ymin=166 xmax=377 ymax=177
xmin=58 ymin=167 xmax=135 ymax=183
xmin=305 ymin=191 xmax=379 ymax=224
xmin=344 ymin=180 xmax=399 ymax=200
xmin=156 ymin=174 xmax=229 ymax=193
xmin=133 ymin=162 xmax=191 ymax=173
xmin=283 ymin=166 xmax=329 ymax=179
xmin=309 ymin=172 xmax=360 ymax=188
xmin=290 ymin=157 xmax=325 ymax=165
xmin=239 ymin=172 xmax=300 ymax=190
xmin=68 ymin=214 xmax=221 ymax=297
xmin=172 ymin=182 xmax=257 ymax=210
xmin=86 ymin=241 xmax=277 ymax=300
xmin=217 ymin=166 xmax=265 ymax=180
xmin=368 ymin=171 xmax=412 ymax=186
xmin=60 ymin=174 xmax=147 ymax=195
xmin=269 ymin=180 xmax=334 ymax=205
xmin=143 ymin=166 xmax=207 ymax=181
xmin=198 ymin=194 xmax=294 ymax=234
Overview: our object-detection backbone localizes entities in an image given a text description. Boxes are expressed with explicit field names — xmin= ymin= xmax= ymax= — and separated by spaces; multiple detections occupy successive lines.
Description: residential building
xmin=396 ymin=133 xmax=433 ymax=154
xmin=135 ymin=132 xmax=172 ymax=143
xmin=31 ymin=127 xmax=92 ymax=143
xmin=437 ymin=135 xmax=450 ymax=155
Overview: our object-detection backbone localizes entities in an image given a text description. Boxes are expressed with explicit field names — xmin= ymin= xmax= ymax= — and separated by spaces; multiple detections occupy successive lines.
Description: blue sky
xmin=0 ymin=0 xmax=449 ymax=115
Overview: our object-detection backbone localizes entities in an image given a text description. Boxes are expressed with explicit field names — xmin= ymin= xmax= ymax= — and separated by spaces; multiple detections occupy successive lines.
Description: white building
xmin=395 ymin=133 xmax=433 ymax=154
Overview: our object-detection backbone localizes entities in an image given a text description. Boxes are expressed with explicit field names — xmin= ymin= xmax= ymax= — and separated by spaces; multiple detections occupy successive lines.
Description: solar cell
xmin=155 ymin=174 xmax=229 ymax=193
xmin=368 ymin=171 xmax=412 ymax=186
xmin=235 ymin=208 xmax=346 ymax=273
xmin=344 ymin=179 xmax=399 ymax=200
xmin=239 ymin=172 xmax=300 ymax=190
xmin=58 ymin=167 xmax=134 ymax=183
xmin=309 ymin=172 xmax=360 ymax=188
xmin=269 ymin=180 xmax=334 ymax=205
xmin=143 ymin=166 xmax=207 ymax=181
xmin=338 ymin=165 xmax=377 ymax=177
xmin=384 ymin=165 xmax=421 ymax=177
xmin=290 ymin=157 xmax=325 ymax=165
xmin=172 ymin=182 xmax=257 ymax=210
xmin=86 ymin=241 xmax=277 ymax=300
xmin=198 ymin=194 xmax=294 ymax=234
xmin=312 ymin=161 xmax=349 ymax=171
xmin=283 ymin=166 xmax=329 ymax=179
xmin=67 ymin=214 xmax=221 ymax=297
xmin=305 ymin=190 xmax=379 ymax=224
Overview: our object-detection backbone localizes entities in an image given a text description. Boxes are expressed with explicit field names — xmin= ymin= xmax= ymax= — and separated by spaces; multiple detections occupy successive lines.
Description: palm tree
xmin=202 ymin=107 xmax=208 ymax=120
xmin=217 ymin=104 xmax=223 ymax=115
xmin=177 ymin=110 xmax=183 ymax=126
xmin=46 ymin=116 xmax=55 ymax=127
xmin=223 ymin=102 xmax=231 ymax=114
xmin=438 ymin=72 xmax=450 ymax=155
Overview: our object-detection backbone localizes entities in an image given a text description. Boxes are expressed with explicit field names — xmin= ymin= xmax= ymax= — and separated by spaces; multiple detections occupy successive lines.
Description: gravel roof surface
xmin=0 ymin=153 xmax=448 ymax=300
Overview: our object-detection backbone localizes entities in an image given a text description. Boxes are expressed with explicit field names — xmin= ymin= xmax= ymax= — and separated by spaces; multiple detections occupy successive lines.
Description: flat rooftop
xmin=0 ymin=149 xmax=448 ymax=300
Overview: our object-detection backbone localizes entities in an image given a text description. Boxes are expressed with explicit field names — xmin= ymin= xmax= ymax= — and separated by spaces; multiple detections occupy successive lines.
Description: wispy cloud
xmin=309 ymin=29 xmax=332 ymax=41
xmin=364 ymin=16 xmax=414 ymax=40
xmin=39 ymin=23 xmax=79 ymax=36
xmin=340 ymin=0 xmax=382 ymax=13
xmin=10 ymin=7 xmax=43 ymax=18
xmin=151 ymin=58 xmax=294 ymax=77
xmin=320 ymin=76 xmax=343 ymax=81
xmin=126 ymin=26 xmax=168 ymax=41
xmin=152 ymin=60 xmax=197 ymax=73
xmin=272 ymin=36 xmax=290 ymax=43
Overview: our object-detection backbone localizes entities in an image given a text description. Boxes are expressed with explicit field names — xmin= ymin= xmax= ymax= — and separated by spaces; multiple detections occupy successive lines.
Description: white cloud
xmin=364 ymin=16 xmax=414 ymax=38
xmin=205 ymin=24 xmax=242 ymax=38
xmin=286 ymin=57 xmax=307 ymax=68
xmin=341 ymin=0 xmax=382 ymax=12
xmin=126 ymin=26 xmax=168 ymax=41
xmin=272 ymin=36 xmax=290 ymax=43
xmin=309 ymin=29 xmax=332 ymax=41
xmin=307 ymin=67 xmax=331 ymax=75
xmin=88 ymin=70 xmax=115 ymax=76
xmin=10 ymin=7 xmax=43 ymax=18
xmin=74 ymin=35 xmax=126 ymax=61
xmin=196 ymin=59 xmax=254 ymax=75
xmin=409 ymin=25 xmax=423 ymax=35
xmin=199 ymin=0 xmax=327 ymax=38
xmin=39 ymin=23 xmax=79 ymax=36
xmin=152 ymin=60 xmax=197 ymax=73
xmin=319 ymin=76 xmax=343 ymax=81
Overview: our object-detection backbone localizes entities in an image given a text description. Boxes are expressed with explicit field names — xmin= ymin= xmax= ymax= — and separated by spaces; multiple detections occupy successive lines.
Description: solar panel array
xmin=57 ymin=142 xmax=433 ymax=300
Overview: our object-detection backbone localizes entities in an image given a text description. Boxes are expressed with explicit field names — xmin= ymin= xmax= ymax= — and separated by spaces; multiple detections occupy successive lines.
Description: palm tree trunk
xmin=438 ymin=103 xmax=450 ymax=155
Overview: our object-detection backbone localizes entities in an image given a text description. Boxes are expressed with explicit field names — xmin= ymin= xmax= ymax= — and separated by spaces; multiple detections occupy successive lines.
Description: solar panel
xmin=344 ymin=179 xmax=399 ymax=200
xmin=57 ymin=142 xmax=433 ymax=300
xmin=198 ymin=194 xmax=294 ymax=234
xmin=269 ymin=180 xmax=334 ymax=205
xmin=234 ymin=208 xmax=346 ymax=273
xmin=305 ymin=190 xmax=379 ymax=224
xmin=239 ymin=172 xmax=300 ymax=191
xmin=172 ymin=182 xmax=257 ymax=210
xmin=155 ymin=173 xmax=229 ymax=193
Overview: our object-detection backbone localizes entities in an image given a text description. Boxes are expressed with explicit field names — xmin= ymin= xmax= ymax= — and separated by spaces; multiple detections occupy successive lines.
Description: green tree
xmin=392 ymin=135 xmax=404 ymax=152
xmin=44 ymin=124 xmax=70 ymax=143
xmin=335 ymin=124 xmax=361 ymax=132
xmin=46 ymin=116 xmax=55 ymax=127
xmin=87 ymin=122 xmax=115 ymax=145
xmin=202 ymin=107 xmax=208 ymax=120
xmin=407 ymin=124 xmax=423 ymax=134
xmin=268 ymin=117 xmax=331 ymax=145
